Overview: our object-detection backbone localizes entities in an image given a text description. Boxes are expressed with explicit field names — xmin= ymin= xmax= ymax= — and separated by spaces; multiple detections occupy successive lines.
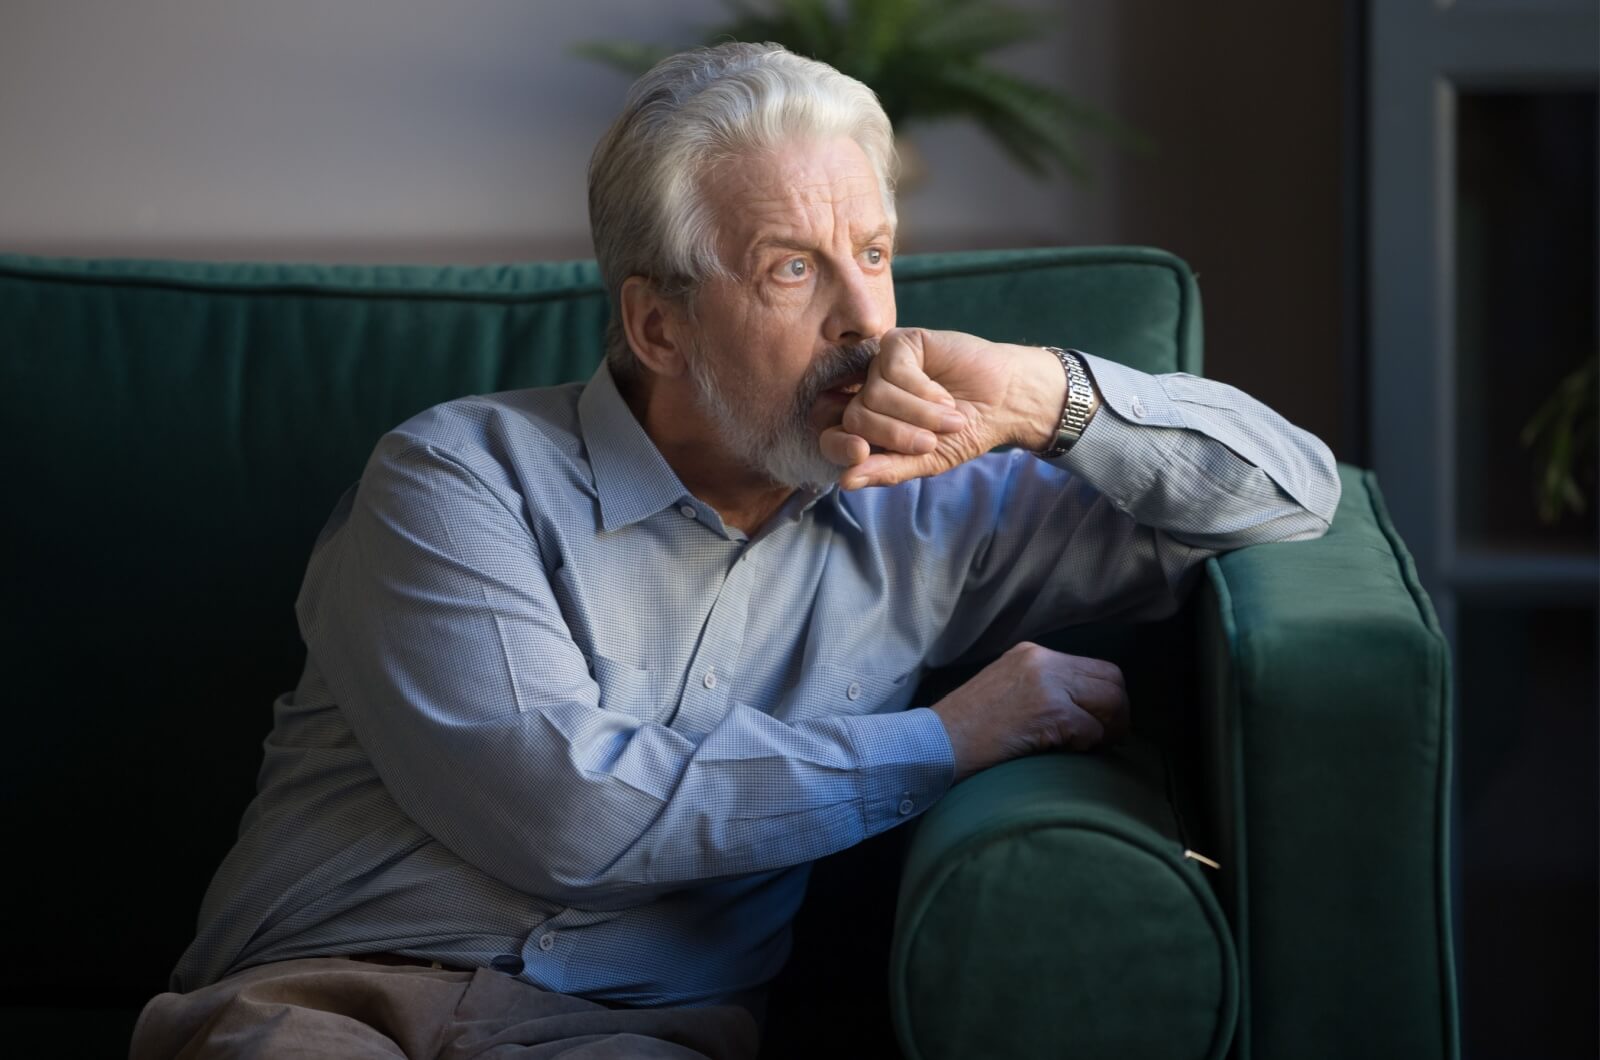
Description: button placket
xmin=524 ymin=913 xmax=574 ymax=978
xmin=669 ymin=546 xmax=753 ymax=734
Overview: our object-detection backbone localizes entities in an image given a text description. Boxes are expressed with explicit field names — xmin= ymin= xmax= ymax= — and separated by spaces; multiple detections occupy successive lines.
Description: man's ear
xmin=620 ymin=276 xmax=689 ymax=378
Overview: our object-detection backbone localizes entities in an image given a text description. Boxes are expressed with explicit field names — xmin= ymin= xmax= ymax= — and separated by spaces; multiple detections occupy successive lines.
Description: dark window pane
xmin=1455 ymin=91 xmax=1598 ymax=555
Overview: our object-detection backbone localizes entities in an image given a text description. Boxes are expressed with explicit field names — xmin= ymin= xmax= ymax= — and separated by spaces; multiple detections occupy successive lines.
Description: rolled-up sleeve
xmin=295 ymin=434 xmax=953 ymax=910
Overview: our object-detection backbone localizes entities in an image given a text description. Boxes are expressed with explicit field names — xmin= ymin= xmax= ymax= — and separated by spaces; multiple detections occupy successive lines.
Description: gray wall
xmin=0 ymin=0 xmax=1347 ymax=456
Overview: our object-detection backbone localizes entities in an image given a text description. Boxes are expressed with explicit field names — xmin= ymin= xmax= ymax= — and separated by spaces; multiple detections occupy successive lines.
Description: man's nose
xmin=823 ymin=265 xmax=890 ymax=345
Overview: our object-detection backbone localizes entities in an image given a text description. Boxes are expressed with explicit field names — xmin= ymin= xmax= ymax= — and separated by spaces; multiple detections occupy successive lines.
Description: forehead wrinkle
xmin=737 ymin=178 xmax=884 ymax=261
xmin=704 ymin=141 xmax=888 ymax=276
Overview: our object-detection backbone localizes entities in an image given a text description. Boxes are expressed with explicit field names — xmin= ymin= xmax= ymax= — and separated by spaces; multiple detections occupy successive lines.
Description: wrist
xmin=1000 ymin=343 xmax=1070 ymax=450
xmin=929 ymin=697 xmax=979 ymax=782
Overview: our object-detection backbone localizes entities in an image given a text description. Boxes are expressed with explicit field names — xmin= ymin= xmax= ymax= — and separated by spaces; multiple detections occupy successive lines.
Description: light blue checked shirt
xmin=174 ymin=352 xmax=1339 ymax=1007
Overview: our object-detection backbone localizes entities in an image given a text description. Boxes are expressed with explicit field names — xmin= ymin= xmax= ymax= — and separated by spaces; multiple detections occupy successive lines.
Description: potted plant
xmin=573 ymin=0 xmax=1152 ymax=189
xmin=1522 ymin=350 xmax=1599 ymax=526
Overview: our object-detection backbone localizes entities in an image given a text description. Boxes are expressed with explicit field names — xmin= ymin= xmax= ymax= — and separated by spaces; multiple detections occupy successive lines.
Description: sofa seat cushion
xmin=890 ymin=739 xmax=1237 ymax=1060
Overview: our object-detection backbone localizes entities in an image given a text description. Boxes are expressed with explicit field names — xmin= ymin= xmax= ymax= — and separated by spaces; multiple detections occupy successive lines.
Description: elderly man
xmin=132 ymin=41 xmax=1338 ymax=1060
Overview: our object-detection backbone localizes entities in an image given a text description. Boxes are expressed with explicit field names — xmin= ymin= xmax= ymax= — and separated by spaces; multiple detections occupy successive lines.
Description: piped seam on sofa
xmin=0 ymin=265 xmax=613 ymax=306
xmin=1199 ymin=557 xmax=1252 ymax=1060
xmin=1357 ymin=469 xmax=1461 ymax=1060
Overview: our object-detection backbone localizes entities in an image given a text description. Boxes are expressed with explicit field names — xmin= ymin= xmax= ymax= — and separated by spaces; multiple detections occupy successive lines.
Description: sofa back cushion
xmin=0 ymin=245 xmax=1200 ymax=1006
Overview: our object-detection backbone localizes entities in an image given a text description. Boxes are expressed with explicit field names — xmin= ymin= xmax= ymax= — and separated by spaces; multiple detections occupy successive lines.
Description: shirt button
xmin=679 ymin=504 xmax=696 ymax=519
xmin=1130 ymin=397 xmax=1147 ymax=419
xmin=846 ymin=681 xmax=862 ymax=701
xmin=898 ymin=797 xmax=915 ymax=816
xmin=703 ymin=669 xmax=718 ymax=690
xmin=538 ymin=932 xmax=556 ymax=952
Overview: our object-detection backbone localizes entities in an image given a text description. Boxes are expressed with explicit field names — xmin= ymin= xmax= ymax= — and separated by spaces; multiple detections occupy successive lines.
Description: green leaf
xmin=932 ymin=65 xmax=1098 ymax=178
xmin=570 ymin=0 xmax=1157 ymax=182
xmin=909 ymin=4 xmax=1044 ymax=56
xmin=1521 ymin=350 xmax=1599 ymax=524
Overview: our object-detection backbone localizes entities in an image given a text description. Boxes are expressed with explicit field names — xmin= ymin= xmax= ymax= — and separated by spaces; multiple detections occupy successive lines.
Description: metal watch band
xmin=1039 ymin=346 xmax=1095 ymax=458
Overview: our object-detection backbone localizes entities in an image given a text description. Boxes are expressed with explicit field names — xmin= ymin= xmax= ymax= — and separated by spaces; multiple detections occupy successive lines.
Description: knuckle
xmin=888 ymin=332 xmax=926 ymax=366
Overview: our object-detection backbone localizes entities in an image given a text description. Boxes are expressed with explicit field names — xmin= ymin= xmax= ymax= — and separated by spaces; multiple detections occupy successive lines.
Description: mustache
xmin=797 ymin=338 xmax=880 ymax=407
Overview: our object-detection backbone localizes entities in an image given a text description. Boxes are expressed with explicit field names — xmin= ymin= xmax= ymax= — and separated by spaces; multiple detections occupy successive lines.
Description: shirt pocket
xmin=589 ymin=652 xmax=679 ymax=724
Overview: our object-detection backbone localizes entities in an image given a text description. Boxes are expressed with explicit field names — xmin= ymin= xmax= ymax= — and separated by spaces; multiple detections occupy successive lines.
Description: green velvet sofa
xmin=0 ymin=247 xmax=1458 ymax=1059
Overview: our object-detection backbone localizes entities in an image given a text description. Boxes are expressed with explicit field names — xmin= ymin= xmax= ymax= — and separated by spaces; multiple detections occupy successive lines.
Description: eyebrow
xmin=857 ymin=224 xmax=895 ymax=250
xmin=749 ymin=236 xmax=815 ymax=256
xmin=748 ymin=225 xmax=896 ymax=258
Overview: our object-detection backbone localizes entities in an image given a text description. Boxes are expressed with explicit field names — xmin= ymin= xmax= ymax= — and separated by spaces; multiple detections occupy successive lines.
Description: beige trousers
xmin=129 ymin=958 xmax=761 ymax=1060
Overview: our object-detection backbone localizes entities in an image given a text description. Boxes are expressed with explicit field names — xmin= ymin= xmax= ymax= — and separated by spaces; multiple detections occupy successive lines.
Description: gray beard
xmin=688 ymin=338 xmax=878 ymax=490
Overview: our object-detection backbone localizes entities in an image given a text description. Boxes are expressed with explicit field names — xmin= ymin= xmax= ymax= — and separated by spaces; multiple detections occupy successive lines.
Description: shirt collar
xmin=577 ymin=361 xmax=696 ymax=533
xmin=824 ymin=486 xmax=863 ymax=532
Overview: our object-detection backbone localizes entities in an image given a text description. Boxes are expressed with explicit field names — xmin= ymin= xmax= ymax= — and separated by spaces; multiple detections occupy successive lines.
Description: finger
xmin=840 ymin=452 xmax=940 ymax=490
xmin=1086 ymin=658 xmax=1127 ymax=688
xmin=1060 ymin=702 xmax=1106 ymax=752
xmin=1046 ymin=652 xmax=1126 ymax=689
xmin=841 ymin=401 xmax=940 ymax=456
xmin=1073 ymin=677 xmax=1132 ymax=744
xmin=1072 ymin=669 xmax=1130 ymax=701
xmin=1068 ymin=669 xmax=1130 ymax=711
xmin=878 ymin=329 xmax=960 ymax=407
xmin=856 ymin=377 xmax=967 ymax=434
xmin=818 ymin=425 xmax=870 ymax=468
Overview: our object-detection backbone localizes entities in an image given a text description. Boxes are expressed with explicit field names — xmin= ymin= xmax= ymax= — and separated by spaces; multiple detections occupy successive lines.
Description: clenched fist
xmin=931 ymin=641 xmax=1131 ymax=781
xmin=818 ymin=327 xmax=1081 ymax=490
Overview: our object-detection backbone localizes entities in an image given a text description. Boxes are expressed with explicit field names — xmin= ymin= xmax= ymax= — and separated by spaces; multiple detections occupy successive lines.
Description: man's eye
xmin=865 ymin=247 xmax=884 ymax=266
xmin=784 ymin=259 xmax=808 ymax=278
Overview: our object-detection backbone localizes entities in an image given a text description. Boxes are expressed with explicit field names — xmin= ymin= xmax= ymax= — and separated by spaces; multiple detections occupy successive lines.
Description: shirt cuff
xmin=841 ymin=706 xmax=956 ymax=836
xmin=1047 ymin=352 xmax=1186 ymax=506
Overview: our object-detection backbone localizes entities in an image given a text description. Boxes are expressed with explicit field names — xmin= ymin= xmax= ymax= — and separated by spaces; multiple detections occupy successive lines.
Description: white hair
xmin=587 ymin=41 xmax=898 ymax=380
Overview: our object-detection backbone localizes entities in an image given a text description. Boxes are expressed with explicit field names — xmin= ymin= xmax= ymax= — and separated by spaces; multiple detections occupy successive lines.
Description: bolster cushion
xmin=890 ymin=739 xmax=1238 ymax=1060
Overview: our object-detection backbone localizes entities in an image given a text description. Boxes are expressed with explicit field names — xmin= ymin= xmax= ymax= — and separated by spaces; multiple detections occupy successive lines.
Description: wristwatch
xmin=1039 ymin=346 xmax=1096 ymax=457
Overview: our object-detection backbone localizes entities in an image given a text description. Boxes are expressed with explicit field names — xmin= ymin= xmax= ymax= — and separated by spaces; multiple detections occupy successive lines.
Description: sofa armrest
xmin=1195 ymin=462 xmax=1459 ymax=1060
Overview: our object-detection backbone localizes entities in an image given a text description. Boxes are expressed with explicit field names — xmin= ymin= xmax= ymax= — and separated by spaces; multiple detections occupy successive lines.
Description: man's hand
xmin=818 ymin=327 xmax=1068 ymax=490
xmin=931 ymin=642 xmax=1130 ymax=782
